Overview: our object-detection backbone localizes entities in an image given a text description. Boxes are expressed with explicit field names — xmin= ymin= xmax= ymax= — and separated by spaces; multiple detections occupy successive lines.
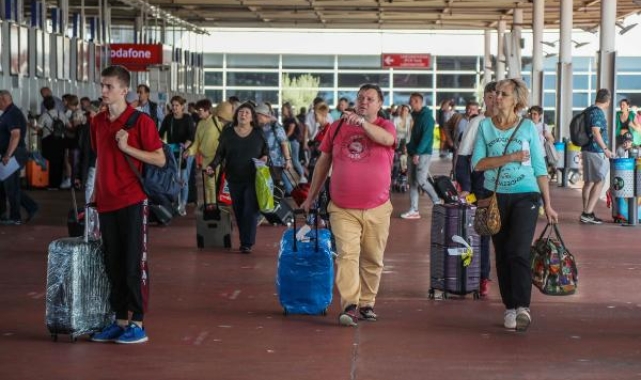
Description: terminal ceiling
xmin=87 ymin=0 xmax=641 ymax=31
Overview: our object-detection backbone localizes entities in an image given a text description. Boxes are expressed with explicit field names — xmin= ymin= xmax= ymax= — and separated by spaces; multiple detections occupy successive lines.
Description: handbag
xmin=531 ymin=223 xmax=578 ymax=295
xmin=473 ymin=118 xmax=525 ymax=236
xmin=544 ymin=140 xmax=560 ymax=167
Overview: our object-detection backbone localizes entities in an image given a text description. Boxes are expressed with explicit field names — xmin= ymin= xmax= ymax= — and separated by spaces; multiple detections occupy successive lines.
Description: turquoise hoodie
xmin=407 ymin=106 xmax=435 ymax=155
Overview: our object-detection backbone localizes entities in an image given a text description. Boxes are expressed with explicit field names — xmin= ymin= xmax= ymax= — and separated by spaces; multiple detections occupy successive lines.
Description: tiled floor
xmin=1 ymin=161 xmax=641 ymax=380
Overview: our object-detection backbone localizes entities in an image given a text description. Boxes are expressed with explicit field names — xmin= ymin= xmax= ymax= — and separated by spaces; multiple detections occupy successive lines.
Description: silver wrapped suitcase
xmin=45 ymin=208 xmax=112 ymax=341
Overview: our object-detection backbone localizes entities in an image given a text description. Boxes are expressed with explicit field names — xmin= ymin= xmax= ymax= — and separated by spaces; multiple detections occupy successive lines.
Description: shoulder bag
xmin=473 ymin=118 xmax=525 ymax=236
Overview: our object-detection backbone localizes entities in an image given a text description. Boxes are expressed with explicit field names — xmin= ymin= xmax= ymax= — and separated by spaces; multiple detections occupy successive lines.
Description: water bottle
xmin=522 ymin=140 xmax=531 ymax=166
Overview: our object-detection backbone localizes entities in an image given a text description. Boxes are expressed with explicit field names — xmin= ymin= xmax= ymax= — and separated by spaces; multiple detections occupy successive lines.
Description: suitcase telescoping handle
xmin=83 ymin=202 xmax=98 ymax=244
xmin=201 ymin=169 xmax=219 ymax=209
xmin=70 ymin=184 xmax=79 ymax=222
xmin=292 ymin=209 xmax=319 ymax=253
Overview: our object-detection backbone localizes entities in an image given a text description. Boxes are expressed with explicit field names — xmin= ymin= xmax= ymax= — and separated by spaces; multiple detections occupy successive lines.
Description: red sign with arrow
xmin=381 ymin=54 xmax=431 ymax=69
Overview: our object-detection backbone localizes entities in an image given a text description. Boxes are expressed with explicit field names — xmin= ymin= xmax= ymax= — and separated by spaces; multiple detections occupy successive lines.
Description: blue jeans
xmin=179 ymin=155 xmax=194 ymax=207
xmin=2 ymin=169 xmax=38 ymax=221
xmin=289 ymin=140 xmax=305 ymax=177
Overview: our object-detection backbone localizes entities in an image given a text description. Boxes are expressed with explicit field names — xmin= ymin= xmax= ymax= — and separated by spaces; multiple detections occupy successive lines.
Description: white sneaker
xmin=504 ymin=309 xmax=517 ymax=329
xmin=516 ymin=307 xmax=531 ymax=331
xmin=60 ymin=178 xmax=72 ymax=189
xmin=299 ymin=176 xmax=308 ymax=184
xmin=177 ymin=204 xmax=187 ymax=216
xmin=400 ymin=210 xmax=421 ymax=219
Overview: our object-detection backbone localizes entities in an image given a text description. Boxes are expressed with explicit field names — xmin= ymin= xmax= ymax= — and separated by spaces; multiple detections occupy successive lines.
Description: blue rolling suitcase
xmin=276 ymin=211 xmax=334 ymax=315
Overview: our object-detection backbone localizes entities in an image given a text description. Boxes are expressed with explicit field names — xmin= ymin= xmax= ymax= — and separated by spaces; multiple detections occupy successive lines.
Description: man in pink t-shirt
xmin=302 ymin=83 xmax=396 ymax=327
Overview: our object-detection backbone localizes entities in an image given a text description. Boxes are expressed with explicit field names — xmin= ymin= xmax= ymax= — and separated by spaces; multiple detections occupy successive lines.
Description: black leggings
xmin=228 ymin=181 xmax=260 ymax=248
xmin=491 ymin=192 xmax=540 ymax=310
xmin=99 ymin=201 xmax=149 ymax=322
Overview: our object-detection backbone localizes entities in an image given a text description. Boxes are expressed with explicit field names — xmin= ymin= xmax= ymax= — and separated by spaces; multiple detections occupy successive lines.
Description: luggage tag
xmin=465 ymin=193 xmax=477 ymax=204
xmin=295 ymin=224 xmax=312 ymax=242
xmin=448 ymin=235 xmax=473 ymax=267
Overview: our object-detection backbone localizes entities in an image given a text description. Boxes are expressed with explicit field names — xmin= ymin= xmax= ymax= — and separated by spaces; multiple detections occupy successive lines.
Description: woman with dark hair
xmin=472 ymin=78 xmax=558 ymax=332
xmin=159 ymin=95 xmax=195 ymax=216
xmin=282 ymin=102 xmax=305 ymax=180
xmin=617 ymin=99 xmax=638 ymax=145
xmin=205 ymin=103 xmax=269 ymax=253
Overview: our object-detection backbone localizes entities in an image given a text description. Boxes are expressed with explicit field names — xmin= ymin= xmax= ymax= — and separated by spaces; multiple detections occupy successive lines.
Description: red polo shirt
xmin=91 ymin=106 xmax=162 ymax=213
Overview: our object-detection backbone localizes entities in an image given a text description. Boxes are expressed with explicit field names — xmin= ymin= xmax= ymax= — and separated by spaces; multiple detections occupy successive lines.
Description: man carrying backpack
xmin=89 ymin=65 xmax=165 ymax=344
xmin=580 ymin=88 xmax=612 ymax=224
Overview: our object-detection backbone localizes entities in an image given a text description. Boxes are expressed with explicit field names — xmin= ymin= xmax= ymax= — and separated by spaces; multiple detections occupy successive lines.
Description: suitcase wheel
xmin=283 ymin=308 xmax=288 ymax=316
xmin=70 ymin=335 xmax=78 ymax=343
xmin=51 ymin=333 xmax=58 ymax=342
xmin=473 ymin=291 xmax=480 ymax=300
xmin=321 ymin=308 xmax=327 ymax=316
xmin=428 ymin=289 xmax=434 ymax=299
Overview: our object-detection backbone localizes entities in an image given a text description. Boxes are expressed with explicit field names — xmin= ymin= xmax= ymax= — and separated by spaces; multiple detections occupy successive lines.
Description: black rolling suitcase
xmin=429 ymin=203 xmax=481 ymax=299
xmin=428 ymin=174 xmax=459 ymax=204
xmin=261 ymin=187 xmax=294 ymax=225
xmin=196 ymin=171 xmax=233 ymax=249
xmin=46 ymin=207 xmax=112 ymax=342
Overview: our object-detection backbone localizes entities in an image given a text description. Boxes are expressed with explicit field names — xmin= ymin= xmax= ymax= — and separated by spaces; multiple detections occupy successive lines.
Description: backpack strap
xmin=121 ymin=110 xmax=147 ymax=194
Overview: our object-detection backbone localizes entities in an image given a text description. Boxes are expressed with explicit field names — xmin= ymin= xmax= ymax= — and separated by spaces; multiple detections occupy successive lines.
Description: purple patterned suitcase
xmin=429 ymin=204 xmax=481 ymax=299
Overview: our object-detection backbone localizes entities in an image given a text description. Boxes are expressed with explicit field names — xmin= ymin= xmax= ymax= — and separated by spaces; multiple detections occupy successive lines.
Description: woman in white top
xmin=393 ymin=104 xmax=412 ymax=149
xmin=36 ymin=96 xmax=71 ymax=188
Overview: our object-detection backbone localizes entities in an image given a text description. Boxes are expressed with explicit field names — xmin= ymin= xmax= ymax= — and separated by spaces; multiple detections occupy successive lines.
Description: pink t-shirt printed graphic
xmin=320 ymin=117 xmax=396 ymax=209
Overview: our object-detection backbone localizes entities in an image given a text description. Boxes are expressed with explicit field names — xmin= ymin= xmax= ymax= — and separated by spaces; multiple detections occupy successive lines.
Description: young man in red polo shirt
xmin=90 ymin=65 xmax=165 ymax=344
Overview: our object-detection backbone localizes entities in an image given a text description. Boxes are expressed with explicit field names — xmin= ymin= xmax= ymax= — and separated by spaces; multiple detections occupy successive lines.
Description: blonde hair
xmin=499 ymin=78 xmax=529 ymax=112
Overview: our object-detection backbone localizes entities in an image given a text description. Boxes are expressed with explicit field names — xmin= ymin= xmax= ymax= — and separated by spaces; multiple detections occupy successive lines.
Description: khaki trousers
xmin=328 ymin=200 xmax=393 ymax=310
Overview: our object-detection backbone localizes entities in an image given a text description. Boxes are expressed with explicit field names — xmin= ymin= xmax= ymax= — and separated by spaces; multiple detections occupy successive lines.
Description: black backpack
xmin=50 ymin=115 xmax=66 ymax=138
xmin=122 ymin=110 xmax=181 ymax=207
xmin=569 ymin=106 xmax=595 ymax=147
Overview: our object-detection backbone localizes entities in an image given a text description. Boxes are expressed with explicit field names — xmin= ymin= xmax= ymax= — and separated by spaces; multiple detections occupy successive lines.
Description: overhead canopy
xmin=90 ymin=0 xmax=641 ymax=30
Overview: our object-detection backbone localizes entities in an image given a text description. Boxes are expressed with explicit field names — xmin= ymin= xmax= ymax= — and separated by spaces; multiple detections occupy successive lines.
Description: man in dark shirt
xmin=0 ymin=90 xmax=39 ymax=225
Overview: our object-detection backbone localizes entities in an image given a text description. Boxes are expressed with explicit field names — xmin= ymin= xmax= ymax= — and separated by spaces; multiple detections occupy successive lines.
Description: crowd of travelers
xmin=0 ymin=63 xmax=621 ymax=342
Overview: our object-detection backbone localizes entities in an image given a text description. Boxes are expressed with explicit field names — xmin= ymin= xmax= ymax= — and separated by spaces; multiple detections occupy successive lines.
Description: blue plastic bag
xmin=276 ymin=227 xmax=334 ymax=315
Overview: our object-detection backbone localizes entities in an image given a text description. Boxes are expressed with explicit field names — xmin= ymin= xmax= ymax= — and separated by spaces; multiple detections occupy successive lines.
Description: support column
xmin=555 ymin=0 xmax=573 ymax=141
xmin=496 ymin=20 xmax=506 ymax=80
xmin=531 ymin=0 xmax=544 ymax=107
xmin=508 ymin=8 xmax=523 ymax=79
xmin=598 ymin=0 xmax=617 ymax=150
xmin=484 ymin=30 xmax=492 ymax=84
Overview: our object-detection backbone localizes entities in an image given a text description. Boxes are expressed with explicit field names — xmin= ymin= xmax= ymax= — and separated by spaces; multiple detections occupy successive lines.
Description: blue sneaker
xmin=115 ymin=323 xmax=148 ymax=344
xmin=91 ymin=322 xmax=125 ymax=342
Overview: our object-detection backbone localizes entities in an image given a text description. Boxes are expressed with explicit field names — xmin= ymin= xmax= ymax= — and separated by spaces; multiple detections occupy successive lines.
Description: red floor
xmin=1 ymin=160 xmax=641 ymax=380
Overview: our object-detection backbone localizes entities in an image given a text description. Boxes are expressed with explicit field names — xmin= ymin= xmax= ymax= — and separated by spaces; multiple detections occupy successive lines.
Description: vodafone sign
xmin=109 ymin=44 xmax=164 ymax=71
xmin=381 ymin=54 xmax=431 ymax=69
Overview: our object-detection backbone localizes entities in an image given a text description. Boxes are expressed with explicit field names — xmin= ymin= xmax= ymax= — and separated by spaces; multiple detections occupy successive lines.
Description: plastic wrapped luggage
xmin=276 ymin=211 xmax=334 ymax=315
xmin=46 ymin=211 xmax=112 ymax=341
xmin=429 ymin=204 xmax=481 ymax=299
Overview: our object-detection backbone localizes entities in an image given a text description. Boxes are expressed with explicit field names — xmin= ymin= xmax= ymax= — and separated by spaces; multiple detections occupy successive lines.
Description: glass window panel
xmin=572 ymin=57 xmax=591 ymax=71
xmin=616 ymin=57 xmax=641 ymax=72
xmin=283 ymin=55 xmax=334 ymax=69
xmin=283 ymin=72 xmax=334 ymax=87
xmin=338 ymin=73 xmax=390 ymax=87
xmin=226 ymin=54 xmax=278 ymax=68
xmin=522 ymin=57 xmax=533 ymax=71
xmin=337 ymin=90 xmax=359 ymax=105
xmin=543 ymin=74 xmax=557 ymax=90
xmin=337 ymin=55 xmax=380 ymax=69
xmin=591 ymin=75 xmax=596 ymax=87
xmin=543 ymin=93 xmax=556 ymax=108
xmin=204 ymin=71 xmax=223 ymax=86
xmin=204 ymin=89 xmax=223 ymax=104
xmin=226 ymin=72 xmax=279 ymax=86
xmin=436 ymin=74 xmax=476 ymax=89
xmin=543 ymin=56 xmax=558 ymax=70
xmin=521 ymin=74 xmax=531 ymax=88
xmin=203 ymin=53 xmax=223 ymax=68
xmin=436 ymin=92 xmax=476 ymax=107
xmin=393 ymin=73 xmax=433 ymax=88
xmin=617 ymin=75 xmax=641 ymax=90
xmin=573 ymin=75 xmax=589 ymax=90
xmin=436 ymin=56 xmax=477 ymax=70
xmin=542 ymin=109 xmax=556 ymax=126
xmin=392 ymin=92 xmax=433 ymax=107
xmin=316 ymin=91 xmax=335 ymax=106
xmin=225 ymin=89 xmax=279 ymax=104
xmin=573 ymin=92 xmax=589 ymax=107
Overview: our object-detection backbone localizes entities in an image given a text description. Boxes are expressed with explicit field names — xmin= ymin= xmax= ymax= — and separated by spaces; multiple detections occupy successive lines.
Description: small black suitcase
xmin=428 ymin=174 xmax=459 ymax=204
xmin=261 ymin=188 xmax=294 ymax=225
